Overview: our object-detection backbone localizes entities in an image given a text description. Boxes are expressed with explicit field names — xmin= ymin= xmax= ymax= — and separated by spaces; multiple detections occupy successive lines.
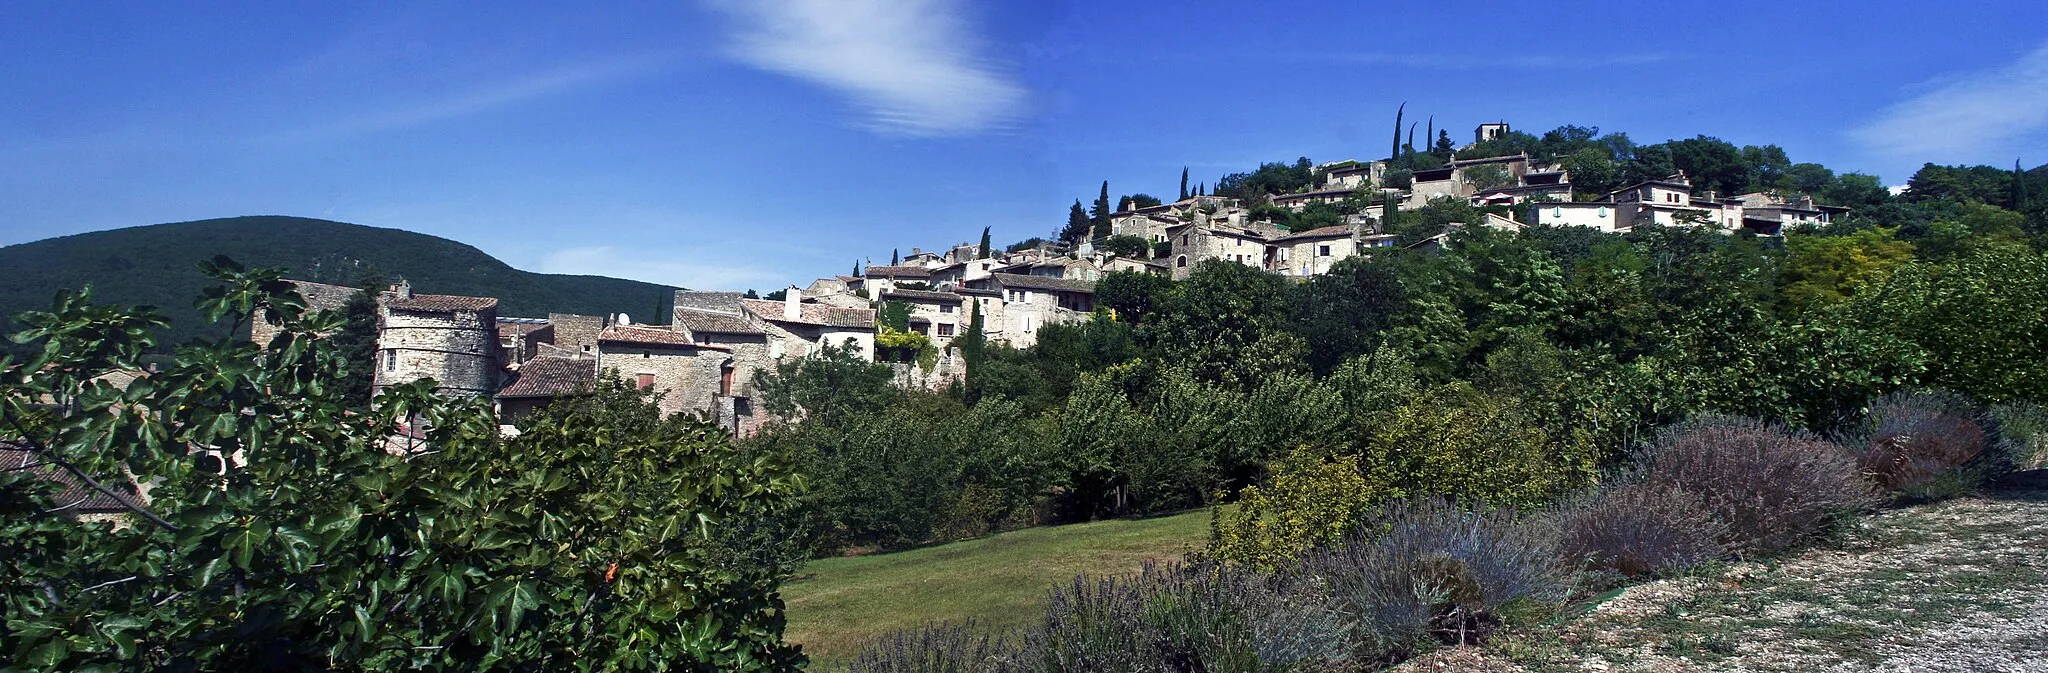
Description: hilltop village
xmin=291 ymin=122 xmax=1850 ymax=436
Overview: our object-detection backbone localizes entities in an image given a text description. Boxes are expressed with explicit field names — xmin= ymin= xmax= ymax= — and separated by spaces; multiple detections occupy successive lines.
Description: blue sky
xmin=4 ymin=1 xmax=2046 ymax=292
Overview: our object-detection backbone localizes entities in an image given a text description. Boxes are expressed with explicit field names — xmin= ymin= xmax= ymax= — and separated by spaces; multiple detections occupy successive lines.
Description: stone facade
xmin=547 ymin=313 xmax=605 ymax=355
xmin=596 ymin=326 xmax=732 ymax=422
xmin=373 ymin=281 xmax=500 ymax=398
xmin=250 ymin=279 xmax=359 ymax=346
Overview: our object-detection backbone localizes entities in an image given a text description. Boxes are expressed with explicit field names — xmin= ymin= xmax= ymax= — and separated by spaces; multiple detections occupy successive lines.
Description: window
xmin=939 ymin=304 xmax=954 ymax=313
xmin=1318 ymin=244 xmax=1331 ymax=257
xmin=1552 ymin=206 xmax=1563 ymax=218
xmin=1176 ymin=255 xmax=1188 ymax=268
xmin=937 ymin=323 xmax=955 ymax=337
xmin=384 ymin=350 xmax=397 ymax=371
xmin=635 ymin=373 xmax=655 ymax=390
xmin=720 ymin=367 xmax=734 ymax=396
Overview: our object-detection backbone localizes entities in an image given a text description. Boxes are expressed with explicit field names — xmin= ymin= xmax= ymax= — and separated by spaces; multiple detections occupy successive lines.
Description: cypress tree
xmin=1065 ymin=200 xmax=1091 ymax=243
xmin=978 ymin=226 xmax=992 ymax=259
xmin=1392 ymin=102 xmax=1406 ymax=162
xmin=1406 ymin=122 xmax=1418 ymax=157
xmin=1425 ymin=116 xmax=1434 ymax=156
xmin=1091 ymin=180 xmax=1112 ymax=239
xmin=891 ymin=249 xmax=899 ymax=266
xmin=2015 ymin=158 xmax=2029 ymax=210
xmin=1180 ymin=167 xmax=1190 ymax=200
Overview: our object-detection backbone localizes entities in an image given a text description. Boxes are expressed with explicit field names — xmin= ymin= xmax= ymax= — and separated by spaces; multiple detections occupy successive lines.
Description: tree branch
xmin=17 ymin=440 xmax=180 ymax=532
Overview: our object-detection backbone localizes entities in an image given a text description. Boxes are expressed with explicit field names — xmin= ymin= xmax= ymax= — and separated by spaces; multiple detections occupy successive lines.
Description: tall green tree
xmin=1179 ymin=167 xmax=1190 ymax=200
xmin=978 ymin=226 xmax=992 ymax=259
xmin=1 ymin=260 xmax=807 ymax=671
xmin=1391 ymin=102 xmax=1405 ymax=162
xmin=1062 ymin=200 xmax=1091 ymax=243
xmin=1090 ymin=181 xmax=1113 ymax=240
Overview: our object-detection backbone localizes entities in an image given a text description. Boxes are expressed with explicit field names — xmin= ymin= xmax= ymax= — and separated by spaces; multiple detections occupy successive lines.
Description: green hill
xmin=0 ymin=216 xmax=680 ymax=350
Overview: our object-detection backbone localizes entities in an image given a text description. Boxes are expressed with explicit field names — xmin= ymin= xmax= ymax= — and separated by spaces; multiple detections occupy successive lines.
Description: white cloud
xmin=1850 ymin=43 xmax=2048 ymax=161
xmin=539 ymin=245 xmax=785 ymax=292
xmin=263 ymin=55 xmax=669 ymax=143
xmin=706 ymin=0 xmax=1026 ymax=137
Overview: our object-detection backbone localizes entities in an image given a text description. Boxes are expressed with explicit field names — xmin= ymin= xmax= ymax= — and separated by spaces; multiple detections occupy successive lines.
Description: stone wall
xmin=375 ymin=306 xmax=499 ymax=398
xmin=548 ymin=313 xmax=605 ymax=354
xmin=597 ymin=343 xmax=728 ymax=420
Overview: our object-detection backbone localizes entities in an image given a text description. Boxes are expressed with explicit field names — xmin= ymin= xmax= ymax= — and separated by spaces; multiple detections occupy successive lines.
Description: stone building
xmin=861 ymin=265 xmax=934 ymax=296
xmin=496 ymin=317 xmax=551 ymax=366
xmin=962 ymin=273 xmax=1095 ymax=348
xmin=494 ymin=353 xmax=595 ymax=424
xmin=1526 ymin=201 xmax=1620 ymax=232
xmin=546 ymin=313 xmax=605 ymax=355
xmin=594 ymin=325 xmax=737 ymax=422
xmin=1273 ymin=224 xmax=1361 ymax=277
xmin=373 ymin=281 xmax=500 ymax=399
xmin=738 ymin=293 xmax=877 ymax=361
xmin=249 ymin=279 xmax=359 ymax=345
xmin=1610 ymin=174 xmax=1720 ymax=229
xmin=1163 ymin=220 xmax=1287 ymax=279
xmin=879 ymin=288 xmax=966 ymax=348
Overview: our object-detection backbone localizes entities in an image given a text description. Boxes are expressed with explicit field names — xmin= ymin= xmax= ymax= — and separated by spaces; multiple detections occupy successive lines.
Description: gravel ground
xmin=1393 ymin=474 xmax=2048 ymax=673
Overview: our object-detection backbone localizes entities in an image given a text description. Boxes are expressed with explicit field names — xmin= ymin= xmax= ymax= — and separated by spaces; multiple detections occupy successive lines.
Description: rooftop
xmin=1 ymin=441 xmax=145 ymax=515
xmin=384 ymin=292 xmax=498 ymax=313
xmin=739 ymin=299 xmax=878 ymax=329
xmin=863 ymin=265 xmax=933 ymax=279
xmin=1276 ymin=225 xmax=1354 ymax=241
xmin=674 ymin=309 xmax=764 ymax=336
xmin=880 ymin=288 xmax=963 ymax=302
xmin=495 ymin=355 xmax=596 ymax=399
xmin=991 ymin=272 xmax=1097 ymax=294
xmin=597 ymin=324 xmax=726 ymax=348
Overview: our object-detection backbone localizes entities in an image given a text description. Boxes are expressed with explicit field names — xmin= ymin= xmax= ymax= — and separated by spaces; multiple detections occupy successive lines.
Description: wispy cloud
xmin=540 ymin=245 xmax=784 ymax=292
xmin=1850 ymin=43 xmax=2048 ymax=161
xmin=705 ymin=0 xmax=1026 ymax=137
xmin=1293 ymin=51 xmax=1676 ymax=70
xmin=263 ymin=54 xmax=670 ymax=143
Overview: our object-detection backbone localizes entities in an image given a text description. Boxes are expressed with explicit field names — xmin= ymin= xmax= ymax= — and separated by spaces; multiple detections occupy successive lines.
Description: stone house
xmin=861 ymin=265 xmax=934 ymax=296
xmin=1320 ymin=161 xmax=1383 ymax=190
xmin=879 ymin=288 xmax=967 ymax=347
xmin=594 ymin=325 xmax=738 ymax=423
xmin=1526 ymin=201 xmax=1620 ymax=232
xmin=249 ymin=279 xmax=360 ymax=345
xmin=738 ymin=294 xmax=877 ymax=361
xmin=1272 ymin=187 xmax=1365 ymax=212
xmin=1273 ymin=224 xmax=1361 ymax=277
xmin=373 ymin=281 xmax=500 ymax=399
xmin=1163 ymin=220 xmax=1286 ymax=279
xmin=1732 ymin=192 xmax=1836 ymax=235
xmin=546 ymin=313 xmax=606 ymax=355
xmin=496 ymin=317 xmax=551 ymax=366
xmin=494 ymin=353 xmax=596 ymax=425
xmin=1610 ymin=174 xmax=1721 ymax=229
xmin=964 ymin=273 xmax=1095 ymax=348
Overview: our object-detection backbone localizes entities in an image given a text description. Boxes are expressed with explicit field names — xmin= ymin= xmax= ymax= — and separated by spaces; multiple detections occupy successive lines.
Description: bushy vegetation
xmin=833 ymin=153 xmax=2048 ymax=669
xmin=0 ymin=261 xmax=804 ymax=671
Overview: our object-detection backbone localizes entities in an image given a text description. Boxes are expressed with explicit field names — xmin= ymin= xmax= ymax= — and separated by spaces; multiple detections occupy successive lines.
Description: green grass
xmin=782 ymin=509 xmax=1214 ymax=662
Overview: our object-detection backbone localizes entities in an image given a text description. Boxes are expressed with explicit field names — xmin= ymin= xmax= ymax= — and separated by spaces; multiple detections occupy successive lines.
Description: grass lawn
xmin=782 ymin=508 xmax=1214 ymax=663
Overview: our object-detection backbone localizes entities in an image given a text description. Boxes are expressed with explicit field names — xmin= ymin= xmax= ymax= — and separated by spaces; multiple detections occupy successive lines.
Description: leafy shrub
xmin=1292 ymin=499 xmax=1569 ymax=661
xmin=1551 ymin=480 xmax=1727 ymax=578
xmin=1641 ymin=416 xmax=1878 ymax=555
xmin=1206 ymin=445 xmax=1392 ymax=569
xmin=1839 ymin=390 xmax=1992 ymax=497
xmin=1989 ymin=400 xmax=2048 ymax=471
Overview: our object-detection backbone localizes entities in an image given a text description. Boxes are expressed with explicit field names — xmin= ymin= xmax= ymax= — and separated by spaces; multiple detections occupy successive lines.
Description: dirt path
xmin=1397 ymin=476 xmax=2048 ymax=672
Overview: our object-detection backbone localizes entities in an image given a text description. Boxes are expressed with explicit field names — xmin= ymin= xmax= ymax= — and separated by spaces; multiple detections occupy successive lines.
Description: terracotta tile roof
xmin=880 ymin=289 xmax=962 ymax=302
xmin=384 ymin=293 xmax=498 ymax=313
xmin=991 ymin=273 xmax=1096 ymax=294
xmin=739 ymin=299 xmax=877 ymax=329
xmin=495 ymin=355 xmax=595 ymax=399
xmin=863 ymin=265 xmax=933 ymax=279
xmin=597 ymin=325 xmax=721 ymax=347
xmin=1277 ymin=225 xmax=1354 ymax=241
xmin=674 ymin=309 xmax=764 ymax=336
xmin=1 ymin=441 xmax=144 ymax=515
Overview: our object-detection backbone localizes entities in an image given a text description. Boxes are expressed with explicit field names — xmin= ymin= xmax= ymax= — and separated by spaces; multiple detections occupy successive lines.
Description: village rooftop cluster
xmin=285 ymin=121 xmax=1848 ymax=435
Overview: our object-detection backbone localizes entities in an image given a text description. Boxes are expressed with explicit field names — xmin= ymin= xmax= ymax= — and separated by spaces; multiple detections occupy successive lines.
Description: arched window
xmin=1176 ymin=255 xmax=1188 ymax=268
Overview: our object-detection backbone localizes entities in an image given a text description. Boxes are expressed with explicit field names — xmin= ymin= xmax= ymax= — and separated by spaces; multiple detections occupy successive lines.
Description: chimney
xmin=390 ymin=279 xmax=412 ymax=299
xmin=783 ymin=286 xmax=801 ymax=321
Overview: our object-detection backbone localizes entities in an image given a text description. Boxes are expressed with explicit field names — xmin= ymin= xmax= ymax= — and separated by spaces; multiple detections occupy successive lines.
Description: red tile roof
xmin=495 ymin=355 xmax=596 ymax=399
xmin=1 ymin=441 xmax=144 ymax=515
xmin=1276 ymin=225 xmax=1353 ymax=241
xmin=990 ymin=273 xmax=1096 ymax=294
xmin=739 ymin=299 xmax=877 ymax=329
xmin=384 ymin=293 xmax=498 ymax=313
xmin=675 ymin=309 xmax=764 ymax=336
xmin=597 ymin=325 xmax=728 ymax=348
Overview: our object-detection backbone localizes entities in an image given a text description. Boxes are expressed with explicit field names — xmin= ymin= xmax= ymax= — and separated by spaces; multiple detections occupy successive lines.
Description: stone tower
xmin=372 ymin=280 xmax=501 ymax=398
